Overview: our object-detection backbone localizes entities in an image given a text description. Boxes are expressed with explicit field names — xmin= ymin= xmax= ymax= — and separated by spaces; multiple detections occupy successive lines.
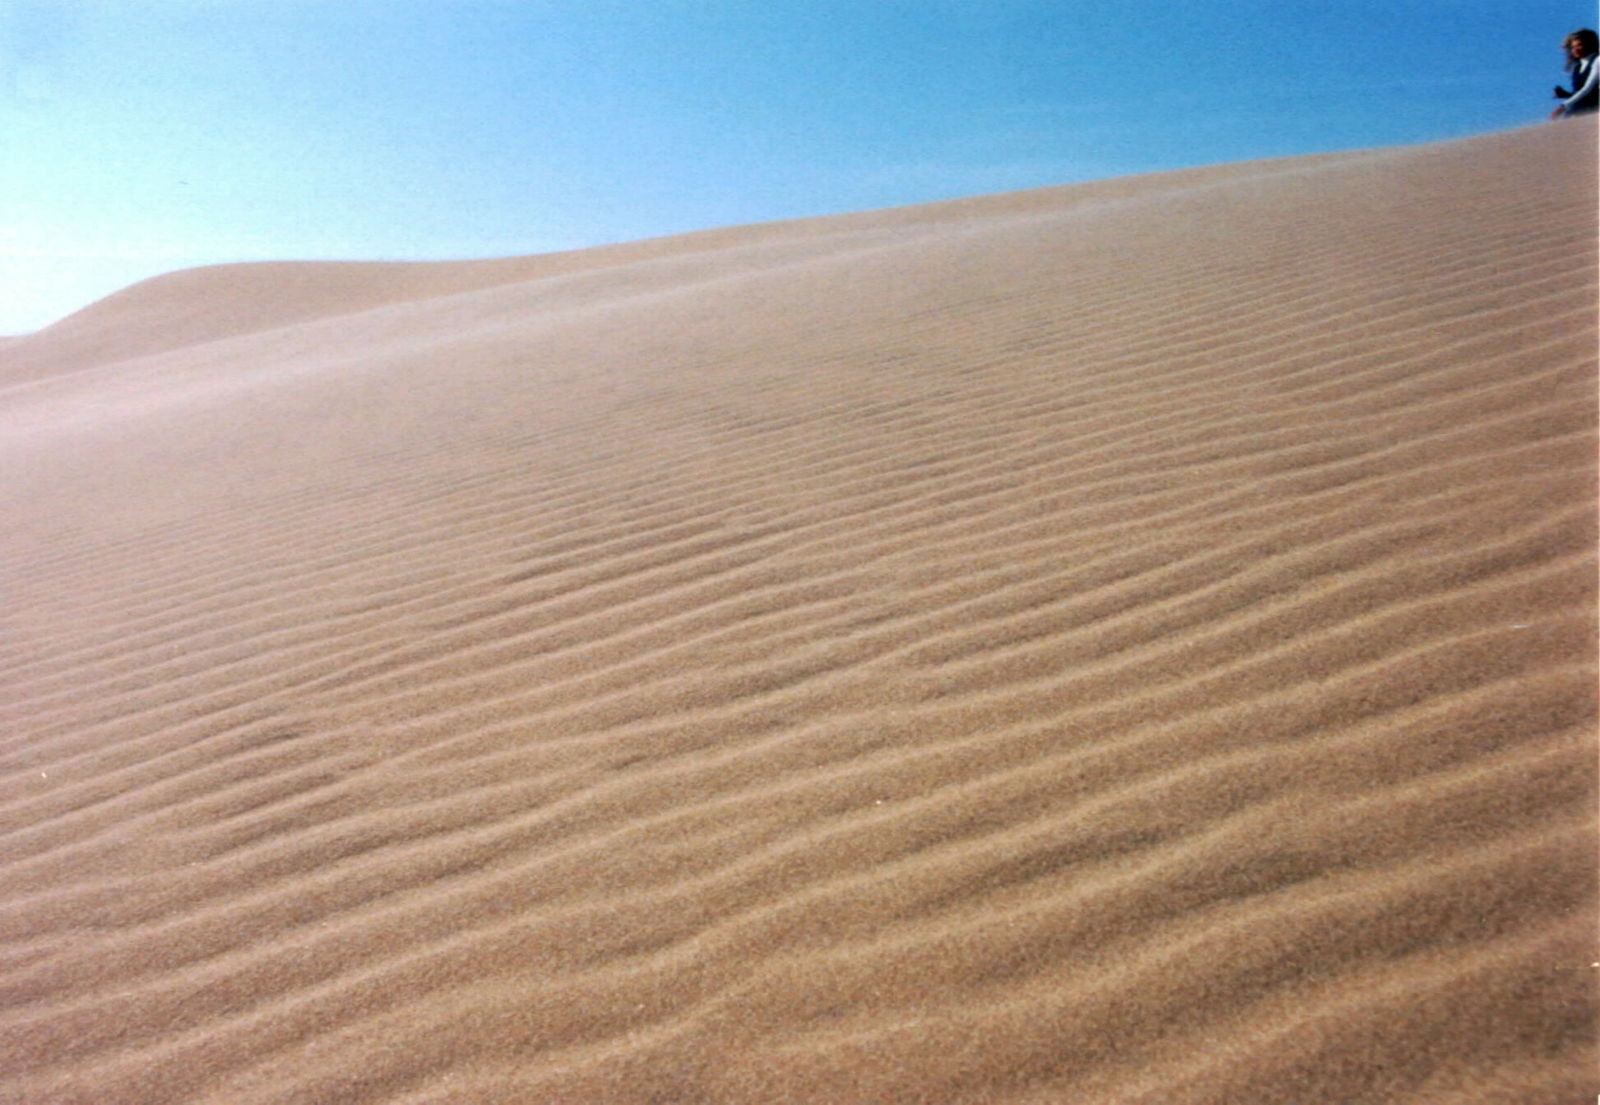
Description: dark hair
xmin=1566 ymin=29 xmax=1599 ymax=70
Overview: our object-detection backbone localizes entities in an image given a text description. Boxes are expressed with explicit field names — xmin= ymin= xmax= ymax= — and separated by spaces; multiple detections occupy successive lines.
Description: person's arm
xmin=1558 ymin=58 xmax=1598 ymax=114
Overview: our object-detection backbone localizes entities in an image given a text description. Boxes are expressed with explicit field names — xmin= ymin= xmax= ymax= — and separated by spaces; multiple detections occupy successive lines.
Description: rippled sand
xmin=2 ymin=121 xmax=1595 ymax=1104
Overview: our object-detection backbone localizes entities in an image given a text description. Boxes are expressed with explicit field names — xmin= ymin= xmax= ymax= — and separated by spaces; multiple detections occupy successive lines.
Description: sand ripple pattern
xmin=2 ymin=123 xmax=1596 ymax=1104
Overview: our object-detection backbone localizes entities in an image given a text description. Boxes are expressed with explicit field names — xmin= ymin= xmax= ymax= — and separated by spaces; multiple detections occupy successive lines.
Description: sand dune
xmin=2 ymin=121 xmax=1595 ymax=1104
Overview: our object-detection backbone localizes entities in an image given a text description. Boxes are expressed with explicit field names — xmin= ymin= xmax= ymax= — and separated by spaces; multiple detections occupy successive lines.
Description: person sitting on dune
xmin=1550 ymin=28 xmax=1598 ymax=118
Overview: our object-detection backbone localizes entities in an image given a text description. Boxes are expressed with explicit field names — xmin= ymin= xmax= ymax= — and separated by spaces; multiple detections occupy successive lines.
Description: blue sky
xmin=1 ymin=0 xmax=1593 ymax=334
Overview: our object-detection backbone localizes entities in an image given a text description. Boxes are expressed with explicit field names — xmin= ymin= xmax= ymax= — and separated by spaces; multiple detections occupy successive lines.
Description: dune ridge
xmin=1 ymin=121 xmax=1596 ymax=1103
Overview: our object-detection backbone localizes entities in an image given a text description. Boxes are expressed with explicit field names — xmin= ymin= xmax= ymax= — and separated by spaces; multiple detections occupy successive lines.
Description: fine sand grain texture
xmin=2 ymin=121 xmax=1596 ymax=1104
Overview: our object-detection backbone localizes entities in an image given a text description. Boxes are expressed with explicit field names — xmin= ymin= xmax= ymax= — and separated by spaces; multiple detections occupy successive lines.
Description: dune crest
xmin=2 ymin=122 xmax=1596 ymax=1104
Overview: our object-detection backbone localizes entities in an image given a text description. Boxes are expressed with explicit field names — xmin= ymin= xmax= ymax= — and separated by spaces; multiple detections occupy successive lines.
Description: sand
xmin=1 ymin=120 xmax=1596 ymax=1104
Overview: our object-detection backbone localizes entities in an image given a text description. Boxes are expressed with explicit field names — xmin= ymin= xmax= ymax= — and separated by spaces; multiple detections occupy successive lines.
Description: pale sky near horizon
xmin=1 ymin=0 xmax=1593 ymax=334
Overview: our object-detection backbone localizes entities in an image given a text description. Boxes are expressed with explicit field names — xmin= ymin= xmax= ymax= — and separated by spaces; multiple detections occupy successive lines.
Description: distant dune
xmin=2 ymin=121 xmax=1595 ymax=1104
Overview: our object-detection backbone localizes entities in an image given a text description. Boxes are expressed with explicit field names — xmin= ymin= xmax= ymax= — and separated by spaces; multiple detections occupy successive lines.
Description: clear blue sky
xmin=2 ymin=0 xmax=1592 ymax=334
